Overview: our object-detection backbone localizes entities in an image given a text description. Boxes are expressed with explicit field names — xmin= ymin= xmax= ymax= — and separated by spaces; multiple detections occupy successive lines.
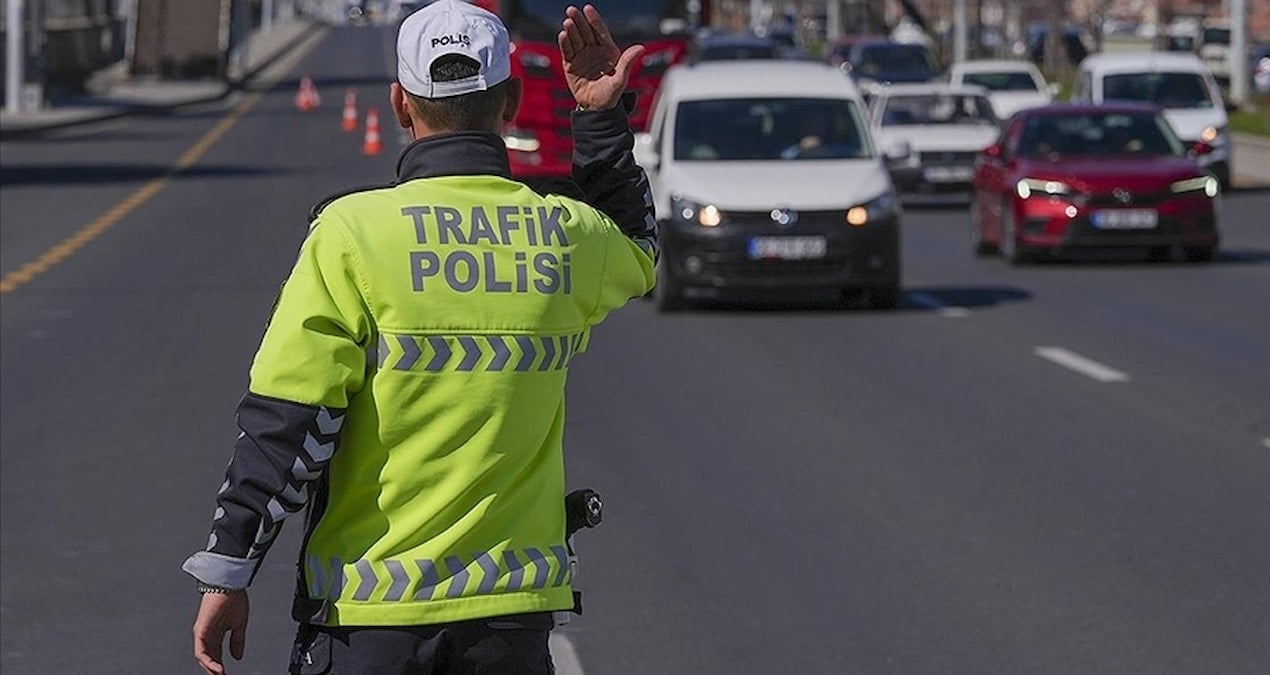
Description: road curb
xmin=1232 ymin=132 xmax=1270 ymax=150
xmin=0 ymin=20 xmax=323 ymax=141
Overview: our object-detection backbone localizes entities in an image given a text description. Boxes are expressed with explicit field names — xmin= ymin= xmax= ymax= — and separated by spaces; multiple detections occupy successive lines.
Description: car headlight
xmin=1016 ymin=178 xmax=1072 ymax=199
xmin=1200 ymin=126 xmax=1227 ymax=144
xmin=845 ymin=192 xmax=900 ymax=227
xmin=1170 ymin=175 xmax=1220 ymax=197
xmin=671 ymin=195 xmax=723 ymax=227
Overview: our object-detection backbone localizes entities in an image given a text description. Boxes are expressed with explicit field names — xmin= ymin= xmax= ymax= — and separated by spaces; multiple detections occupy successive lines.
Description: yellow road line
xmin=0 ymin=90 xmax=265 ymax=295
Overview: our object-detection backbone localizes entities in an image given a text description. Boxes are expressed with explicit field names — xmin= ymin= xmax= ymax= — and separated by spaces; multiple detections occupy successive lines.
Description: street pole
xmin=953 ymin=0 xmax=967 ymax=63
xmin=827 ymin=0 xmax=841 ymax=42
xmin=5 ymin=0 xmax=23 ymax=113
xmin=1230 ymin=0 xmax=1248 ymax=106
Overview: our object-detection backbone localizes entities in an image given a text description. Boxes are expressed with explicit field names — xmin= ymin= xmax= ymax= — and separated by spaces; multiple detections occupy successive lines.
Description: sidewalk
xmin=0 ymin=18 xmax=320 ymax=139
xmin=1232 ymin=133 xmax=1270 ymax=188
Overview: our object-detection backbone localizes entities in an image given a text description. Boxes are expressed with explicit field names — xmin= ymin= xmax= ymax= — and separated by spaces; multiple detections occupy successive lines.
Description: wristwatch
xmin=197 ymin=582 xmax=239 ymax=594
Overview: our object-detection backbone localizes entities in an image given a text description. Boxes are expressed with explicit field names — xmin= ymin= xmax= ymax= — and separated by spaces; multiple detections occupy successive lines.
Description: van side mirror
xmin=634 ymin=132 xmax=660 ymax=171
xmin=883 ymin=140 xmax=912 ymax=161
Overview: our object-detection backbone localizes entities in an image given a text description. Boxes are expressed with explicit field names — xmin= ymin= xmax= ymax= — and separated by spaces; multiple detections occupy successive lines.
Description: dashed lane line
xmin=907 ymin=291 xmax=970 ymax=318
xmin=0 ymin=28 xmax=328 ymax=296
xmin=1034 ymin=346 xmax=1130 ymax=383
xmin=549 ymin=632 xmax=585 ymax=675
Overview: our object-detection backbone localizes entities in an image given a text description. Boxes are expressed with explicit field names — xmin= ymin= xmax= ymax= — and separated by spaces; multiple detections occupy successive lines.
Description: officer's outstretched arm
xmin=183 ymin=219 xmax=370 ymax=590
xmin=560 ymin=4 xmax=657 ymax=258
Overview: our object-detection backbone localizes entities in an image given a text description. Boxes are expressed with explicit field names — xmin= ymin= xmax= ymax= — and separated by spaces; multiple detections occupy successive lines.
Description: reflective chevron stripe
xmin=375 ymin=331 xmax=589 ymax=373
xmin=309 ymin=546 xmax=570 ymax=603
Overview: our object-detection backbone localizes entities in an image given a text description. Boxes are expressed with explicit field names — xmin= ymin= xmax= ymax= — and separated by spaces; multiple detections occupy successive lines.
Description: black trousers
xmin=289 ymin=612 xmax=556 ymax=675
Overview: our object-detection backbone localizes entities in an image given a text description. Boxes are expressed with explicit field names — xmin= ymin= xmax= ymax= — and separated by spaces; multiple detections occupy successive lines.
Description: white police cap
xmin=396 ymin=0 xmax=512 ymax=98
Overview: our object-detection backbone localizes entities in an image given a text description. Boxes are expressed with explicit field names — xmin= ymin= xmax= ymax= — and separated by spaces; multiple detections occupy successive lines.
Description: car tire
xmin=1184 ymin=245 xmax=1216 ymax=263
xmin=1000 ymin=204 xmax=1035 ymax=266
xmin=970 ymin=195 xmax=996 ymax=256
xmin=869 ymin=284 xmax=901 ymax=310
xmin=656 ymin=261 xmax=686 ymax=312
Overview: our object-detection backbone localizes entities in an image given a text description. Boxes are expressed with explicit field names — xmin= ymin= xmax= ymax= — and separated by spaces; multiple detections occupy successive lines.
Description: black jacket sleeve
xmin=181 ymin=393 xmax=344 ymax=589
xmin=571 ymin=93 xmax=658 ymax=258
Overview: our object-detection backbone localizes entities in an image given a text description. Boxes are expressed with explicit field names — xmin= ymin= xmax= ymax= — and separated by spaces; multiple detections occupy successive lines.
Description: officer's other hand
xmin=558 ymin=4 xmax=645 ymax=111
xmin=192 ymin=590 xmax=249 ymax=674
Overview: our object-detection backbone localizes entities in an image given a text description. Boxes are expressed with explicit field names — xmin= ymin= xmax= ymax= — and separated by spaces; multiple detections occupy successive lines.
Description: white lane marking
xmin=550 ymin=632 xmax=586 ymax=675
xmin=1034 ymin=347 xmax=1130 ymax=383
xmin=907 ymin=292 xmax=970 ymax=318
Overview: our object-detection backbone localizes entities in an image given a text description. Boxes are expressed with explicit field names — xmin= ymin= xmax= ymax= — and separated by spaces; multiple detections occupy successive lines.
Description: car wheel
xmin=869 ymin=284 xmax=901 ymax=310
xmin=1000 ymin=204 xmax=1034 ymax=266
xmin=656 ymin=260 xmax=686 ymax=312
xmin=1184 ymin=245 xmax=1216 ymax=263
xmin=970 ymin=195 xmax=996 ymax=256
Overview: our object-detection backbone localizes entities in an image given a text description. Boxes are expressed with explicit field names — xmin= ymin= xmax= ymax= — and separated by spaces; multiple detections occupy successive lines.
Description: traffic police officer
xmin=182 ymin=2 xmax=655 ymax=673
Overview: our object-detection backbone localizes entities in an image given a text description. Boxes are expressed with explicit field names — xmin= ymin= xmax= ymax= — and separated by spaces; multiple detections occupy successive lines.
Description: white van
xmin=634 ymin=61 xmax=902 ymax=310
xmin=1074 ymin=52 xmax=1231 ymax=186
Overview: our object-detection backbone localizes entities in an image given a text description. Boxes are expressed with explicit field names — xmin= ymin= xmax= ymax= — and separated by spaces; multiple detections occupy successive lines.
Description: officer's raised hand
xmin=558 ymin=4 xmax=645 ymax=111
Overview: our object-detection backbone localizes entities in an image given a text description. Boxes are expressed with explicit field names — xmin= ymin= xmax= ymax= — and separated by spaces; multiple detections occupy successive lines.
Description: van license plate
xmin=1093 ymin=209 xmax=1159 ymax=229
xmin=748 ymin=236 xmax=828 ymax=260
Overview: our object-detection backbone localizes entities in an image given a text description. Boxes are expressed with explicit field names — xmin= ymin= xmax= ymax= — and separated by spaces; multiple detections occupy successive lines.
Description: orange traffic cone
xmin=341 ymin=89 xmax=359 ymax=132
xmin=361 ymin=108 xmax=382 ymax=155
xmin=295 ymin=76 xmax=321 ymax=112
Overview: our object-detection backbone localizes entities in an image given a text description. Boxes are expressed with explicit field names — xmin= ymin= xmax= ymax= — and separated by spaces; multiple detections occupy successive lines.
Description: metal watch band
xmin=196 ymin=582 xmax=238 ymax=594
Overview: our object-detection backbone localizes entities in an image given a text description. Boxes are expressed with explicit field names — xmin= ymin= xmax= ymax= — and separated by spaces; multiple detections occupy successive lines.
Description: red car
xmin=970 ymin=103 xmax=1220 ymax=263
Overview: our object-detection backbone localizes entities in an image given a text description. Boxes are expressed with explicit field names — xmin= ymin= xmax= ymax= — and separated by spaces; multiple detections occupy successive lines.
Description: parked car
xmin=948 ymin=59 xmax=1058 ymax=119
xmin=970 ymin=103 xmax=1220 ymax=264
xmin=868 ymin=83 xmax=1000 ymax=193
xmin=634 ymin=61 xmax=902 ymax=310
xmin=836 ymin=39 xmax=941 ymax=87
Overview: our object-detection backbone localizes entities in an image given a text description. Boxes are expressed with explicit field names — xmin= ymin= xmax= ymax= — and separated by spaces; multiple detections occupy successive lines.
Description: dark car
xmin=970 ymin=103 xmax=1220 ymax=264
xmin=838 ymin=39 xmax=941 ymax=86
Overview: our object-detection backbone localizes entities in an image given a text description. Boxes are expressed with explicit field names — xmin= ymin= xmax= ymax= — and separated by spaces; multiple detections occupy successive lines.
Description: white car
xmin=867 ymin=83 xmax=1000 ymax=193
xmin=1074 ymin=52 xmax=1231 ymax=187
xmin=948 ymin=59 xmax=1058 ymax=119
xmin=634 ymin=61 xmax=902 ymax=310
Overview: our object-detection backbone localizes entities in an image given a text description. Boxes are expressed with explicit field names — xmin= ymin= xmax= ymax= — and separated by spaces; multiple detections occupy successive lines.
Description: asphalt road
xmin=3 ymin=27 xmax=1269 ymax=675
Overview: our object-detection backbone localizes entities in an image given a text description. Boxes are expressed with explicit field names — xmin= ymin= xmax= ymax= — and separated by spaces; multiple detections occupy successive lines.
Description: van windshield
xmin=673 ymin=98 xmax=871 ymax=161
xmin=1102 ymin=71 xmax=1214 ymax=109
xmin=961 ymin=71 xmax=1041 ymax=92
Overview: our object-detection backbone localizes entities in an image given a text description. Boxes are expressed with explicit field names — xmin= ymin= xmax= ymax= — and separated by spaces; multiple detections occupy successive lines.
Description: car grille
xmin=723 ymin=209 xmax=847 ymax=228
xmin=917 ymin=150 xmax=979 ymax=165
xmin=1083 ymin=188 xmax=1171 ymax=207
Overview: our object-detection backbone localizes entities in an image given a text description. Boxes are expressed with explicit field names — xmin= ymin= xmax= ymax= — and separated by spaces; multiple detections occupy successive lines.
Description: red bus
xmin=474 ymin=0 xmax=708 ymax=177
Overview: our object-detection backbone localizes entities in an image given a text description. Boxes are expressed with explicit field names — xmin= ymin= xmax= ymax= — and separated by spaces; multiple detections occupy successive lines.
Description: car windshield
xmin=879 ymin=94 xmax=997 ymax=126
xmin=696 ymin=42 xmax=777 ymax=61
xmin=673 ymin=98 xmax=871 ymax=161
xmin=961 ymin=71 xmax=1040 ymax=92
xmin=1102 ymin=71 xmax=1214 ymax=109
xmin=1018 ymin=112 xmax=1185 ymax=158
xmin=507 ymin=0 xmax=689 ymax=39
xmin=854 ymin=44 xmax=938 ymax=77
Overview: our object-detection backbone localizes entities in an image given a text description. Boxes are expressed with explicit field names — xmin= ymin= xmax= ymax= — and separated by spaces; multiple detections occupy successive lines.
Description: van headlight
xmin=845 ymin=192 xmax=900 ymax=227
xmin=1170 ymin=175 xmax=1220 ymax=198
xmin=1016 ymin=178 xmax=1072 ymax=199
xmin=671 ymin=195 xmax=723 ymax=227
